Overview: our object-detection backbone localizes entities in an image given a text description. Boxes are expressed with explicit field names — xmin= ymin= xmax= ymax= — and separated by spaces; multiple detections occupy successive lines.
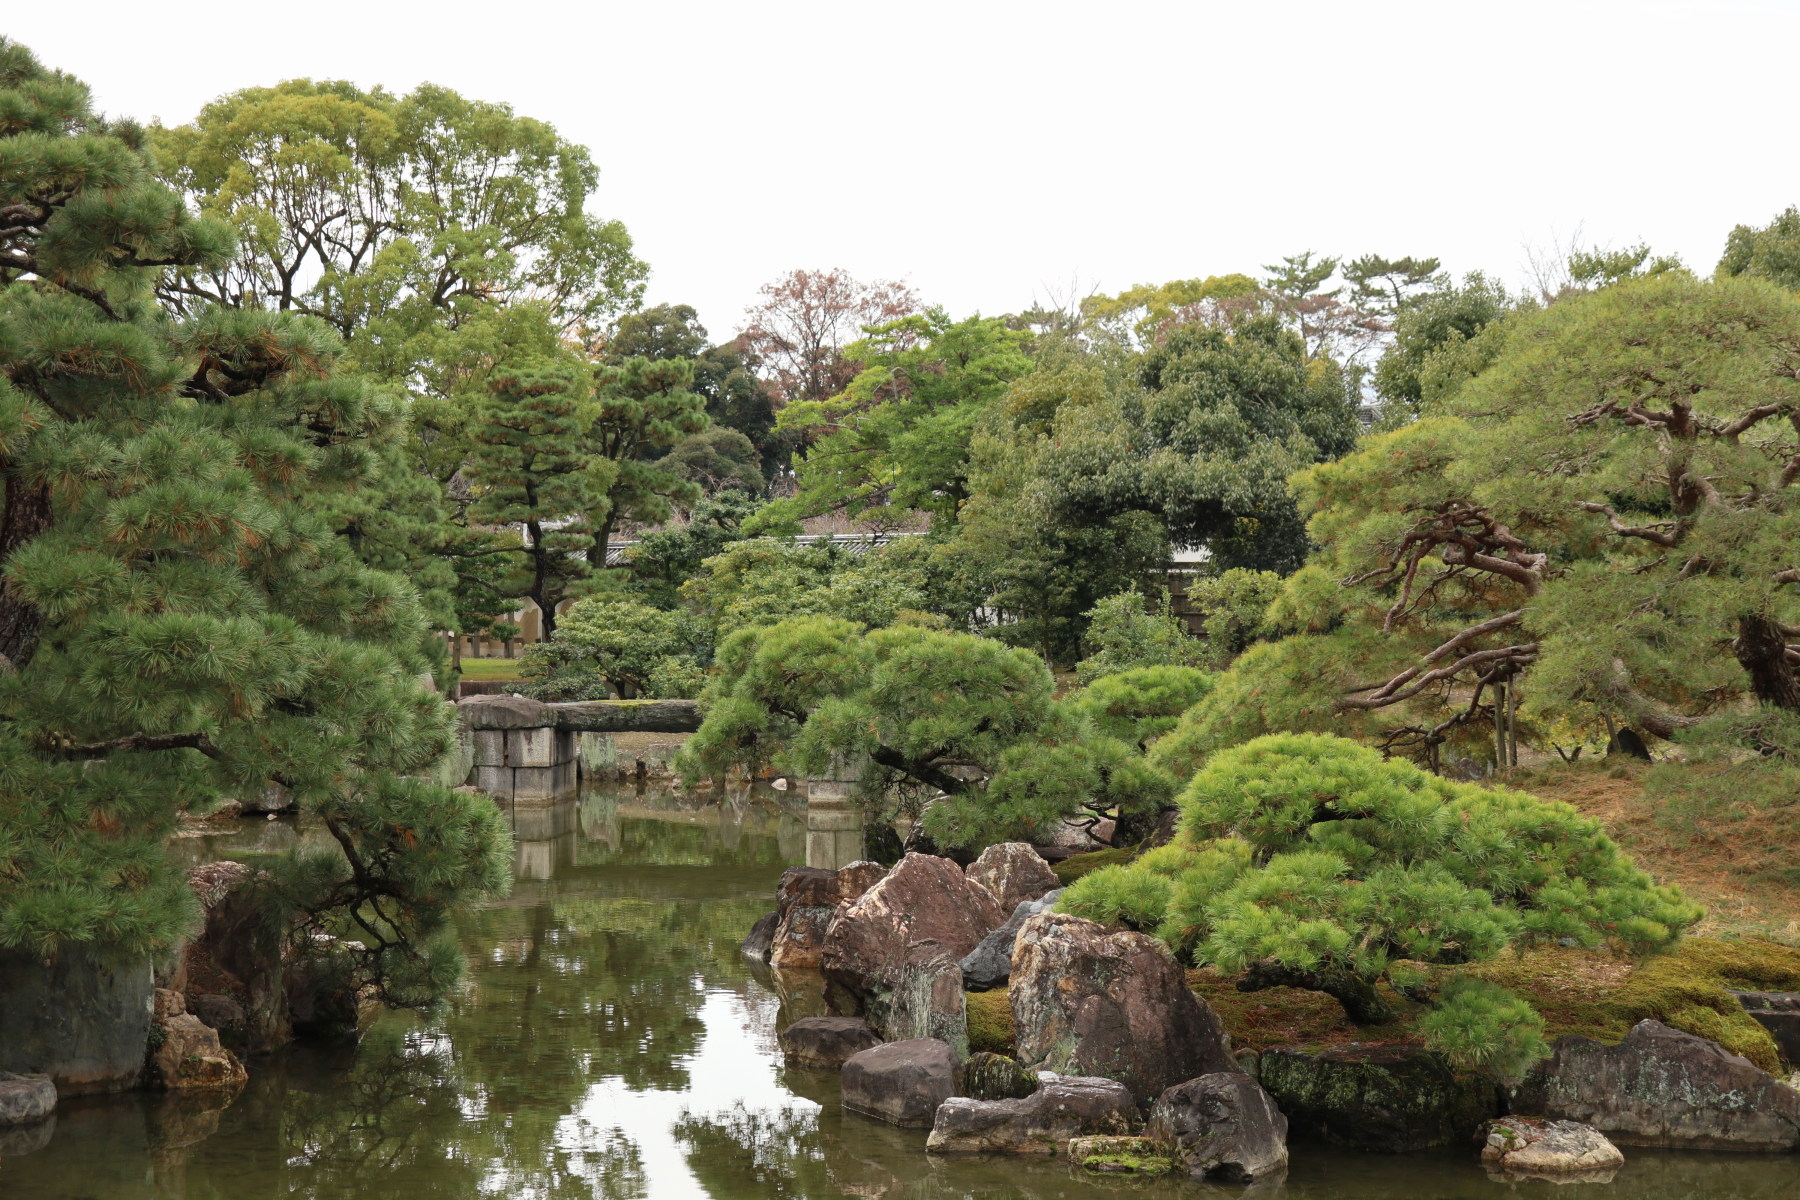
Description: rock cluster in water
xmin=759 ymin=840 xmax=1800 ymax=1180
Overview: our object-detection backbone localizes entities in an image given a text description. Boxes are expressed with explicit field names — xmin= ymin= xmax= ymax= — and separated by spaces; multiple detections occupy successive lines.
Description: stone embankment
xmin=753 ymin=841 xmax=1800 ymax=1180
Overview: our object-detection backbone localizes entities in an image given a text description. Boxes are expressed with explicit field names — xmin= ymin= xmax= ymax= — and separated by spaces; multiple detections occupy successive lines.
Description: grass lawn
xmin=457 ymin=658 xmax=522 ymax=682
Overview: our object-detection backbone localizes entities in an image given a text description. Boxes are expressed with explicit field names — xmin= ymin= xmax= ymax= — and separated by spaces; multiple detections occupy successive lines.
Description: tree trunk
xmin=1238 ymin=959 xmax=1395 ymax=1025
xmin=1735 ymin=613 xmax=1800 ymax=711
xmin=0 ymin=474 xmax=53 ymax=669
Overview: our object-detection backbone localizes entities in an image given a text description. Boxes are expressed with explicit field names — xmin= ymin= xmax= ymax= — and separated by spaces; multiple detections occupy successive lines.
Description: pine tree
xmin=0 ymin=40 xmax=508 ymax=1005
xmin=465 ymin=361 xmax=603 ymax=640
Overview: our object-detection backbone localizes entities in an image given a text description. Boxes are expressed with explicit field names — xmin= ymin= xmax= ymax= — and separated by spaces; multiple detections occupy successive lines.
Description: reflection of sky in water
xmin=567 ymin=987 xmax=817 ymax=1198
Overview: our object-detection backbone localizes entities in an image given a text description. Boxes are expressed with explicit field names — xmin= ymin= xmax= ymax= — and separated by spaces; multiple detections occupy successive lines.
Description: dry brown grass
xmin=1507 ymin=760 xmax=1800 ymax=943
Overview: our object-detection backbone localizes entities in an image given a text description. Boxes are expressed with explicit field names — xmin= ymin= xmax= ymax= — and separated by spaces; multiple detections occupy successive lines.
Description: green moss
xmin=1052 ymin=847 xmax=1134 ymax=885
xmin=965 ymin=989 xmax=1016 ymax=1056
xmin=1080 ymin=1153 xmax=1173 ymax=1177
xmin=1474 ymin=936 xmax=1800 ymax=1073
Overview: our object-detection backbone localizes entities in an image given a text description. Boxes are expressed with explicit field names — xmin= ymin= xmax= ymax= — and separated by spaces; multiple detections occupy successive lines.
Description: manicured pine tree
xmin=0 ymin=39 xmax=508 ymax=1005
xmin=583 ymin=355 xmax=707 ymax=567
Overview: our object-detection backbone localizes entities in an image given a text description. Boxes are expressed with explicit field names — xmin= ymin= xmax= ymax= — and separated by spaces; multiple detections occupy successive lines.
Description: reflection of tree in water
xmin=673 ymin=1103 xmax=834 ymax=1199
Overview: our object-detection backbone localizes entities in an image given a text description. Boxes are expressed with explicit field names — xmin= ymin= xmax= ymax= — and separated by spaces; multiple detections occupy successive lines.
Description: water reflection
xmin=6 ymin=787 xmax=1798 ymax=1200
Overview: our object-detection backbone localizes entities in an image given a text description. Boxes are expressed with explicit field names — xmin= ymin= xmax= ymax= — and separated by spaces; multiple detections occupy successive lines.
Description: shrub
xmin=1061 ymin=732 xmax=1701 ymax=1074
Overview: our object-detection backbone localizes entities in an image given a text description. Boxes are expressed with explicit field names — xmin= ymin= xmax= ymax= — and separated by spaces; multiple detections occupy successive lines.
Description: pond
xmin=4 ymin=786 xmax=1798 ymax=1198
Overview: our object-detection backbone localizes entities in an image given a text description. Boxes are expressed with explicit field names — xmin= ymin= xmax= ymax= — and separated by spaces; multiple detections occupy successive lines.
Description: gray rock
xmin=1259 ymin=1041 xmax=1501 ymax=1153
xmin=1146 ymin=1072 xmax=1288 ymax=1183
xmin=1010 ymin=911 xmax=1235 ymax=1106
xmin=0 ymin=1073 xmax=56 ymax=1127
xmin=841 ymin=1038 xmax=958 ymax=1128
xmin=927 ymin=1075 xmax=1137 ymax=1154
xmin=1730 ymin=989 xmax=1800 ymax=1069
xmin=1480 ymin=1117 xmax=1623 ymax=1181
xmin=965 ymin=843 xmax=1060 ymax=913
xmin=777 ymin=1017 xmax=880 ymax=1069
xmin=0 ymin=944 xmax=153 ymax=1095
xmin=1515 ymin=1019 xmax=1800 ymax=1151
xmin=960 ymin=889 xmax=1063 ymax=992
xmin=741 ymin=911 xmax=779 ymax=962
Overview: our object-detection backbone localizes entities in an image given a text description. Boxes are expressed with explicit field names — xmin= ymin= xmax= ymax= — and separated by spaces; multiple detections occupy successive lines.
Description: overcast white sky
xmin=14 ymin=1 xmax=1800 ymax=337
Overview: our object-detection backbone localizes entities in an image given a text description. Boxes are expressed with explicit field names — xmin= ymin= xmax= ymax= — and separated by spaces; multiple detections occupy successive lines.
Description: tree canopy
xmin=0 ymin=39 xmax=507 ymax=1002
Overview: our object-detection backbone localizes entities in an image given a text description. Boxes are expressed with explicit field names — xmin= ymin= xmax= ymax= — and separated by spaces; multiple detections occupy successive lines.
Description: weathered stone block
xmin=471 ymin=728 xmax=508 ymax=767
xmin=842 ymin=1038 xmax=957 ymax=1128
xmin=472 ymin=764 xmax=513 ymax=799
xmin=926 ymin=1075 xmax=1136 ymax=1154
xmin=507 ymin=726 xmax=559 ymax=768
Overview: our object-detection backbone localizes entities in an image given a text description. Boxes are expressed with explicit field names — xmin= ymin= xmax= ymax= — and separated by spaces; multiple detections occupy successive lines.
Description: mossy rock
xmin=1259 ymin=1041 xmax=1502 ymax=1153
xmin=960 ymin=1051 xmax=1036 ymax=1100
xmin=1051 ymin=847 xmax=1134 ymax=886
xmin=965 ymin=989 xmax=1016 ymax=1056
xmin=1476 ymin=937 xmax=1800 ymax=1073
xmin=1068 ymin=1136 xmax=1174 ymax=1177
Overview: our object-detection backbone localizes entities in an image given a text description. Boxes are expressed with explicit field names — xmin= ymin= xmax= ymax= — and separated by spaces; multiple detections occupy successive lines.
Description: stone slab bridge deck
xmin=458 ymin=694 xmax=700 ymax=802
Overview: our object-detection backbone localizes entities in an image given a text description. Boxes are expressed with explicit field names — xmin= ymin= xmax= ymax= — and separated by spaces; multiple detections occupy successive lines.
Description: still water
xmin=4 ymin=787 xmax=1798 ymax=1198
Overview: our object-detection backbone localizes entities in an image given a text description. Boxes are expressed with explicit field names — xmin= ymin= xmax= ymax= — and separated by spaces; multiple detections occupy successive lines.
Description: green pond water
xmin=4 ymin=786 xmax=1797 ymax=1199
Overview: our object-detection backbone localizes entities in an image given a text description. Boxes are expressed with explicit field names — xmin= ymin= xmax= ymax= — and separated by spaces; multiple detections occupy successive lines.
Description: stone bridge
xmin=456 ymin=692 xmax=865 ymax=868
xmin=458 ymin=694 xmax=701 ymax=802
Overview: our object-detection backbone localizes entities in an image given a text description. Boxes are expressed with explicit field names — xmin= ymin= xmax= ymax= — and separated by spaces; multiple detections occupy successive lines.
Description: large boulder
xmin=1258 ymin=1042 xmax=1502 ymax=1153
xmin=777 ymin=1017 xmax=881 ymax=1069
xmin=1480 ymin=1117 xmax=1623 ymax=1182
xmin=965 ymin=843 xmax=1060 ymax=913
xmin=927 ymin=1075 xmax=1137 ymax=1154
xmin=0 ymin=1073 xmax=55 ymax=1127
xmin=1515 ymin=1019 xmax=1800 ymax=1151
xmin=822 ymin=853 xmax=1005 ymax=1033
xmin=147 ymin=990 xmax=247 ymax=1091
xmin=180 ymin=861 xmax=290 ymax=1054
xmin=1145 ymin=1072 xmax=1288 ymax=1183
xmin=1009 ymin=911 xmax=1234 ymax=1106
xmin=767 ymin=861 xmax=887 ymax=970
xmin=0 ymin=943 xmax=153 ymax=1095
xmin=960 ymin=889 xmax=1063 ymax=992
xmin=841 ymin=1038 xmax=958 ymax=1128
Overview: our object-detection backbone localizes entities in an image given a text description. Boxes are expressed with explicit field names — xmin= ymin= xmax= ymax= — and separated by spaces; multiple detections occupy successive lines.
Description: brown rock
xmin=778 ymin=1017 xmax=881 ymax=1068
xmin=965 ymin=843 xmax=1060 ymax=913
xmin=841 ymin=1038 xmax=958 ymax=1128
xmin=1009 ymin=911 xmax=1235 ymax=1106
xmin=1515 ymin=1019 xmax=1800 ymax=1151
xmin=927 ymin=1075 xmax=1137 ymax=1154
xmin=1146 ymin=1072 xmax=1288 ymax=1183
xmin=0 ymin=1072 xmax=55 ymax=1127
xmin=767 ymin=861 xmax=888 ymax=971
xmin=822 ymin=853 xmax=1005 ymax=1033
xmin=149 ymin=993 xmax=246 ymax=1092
